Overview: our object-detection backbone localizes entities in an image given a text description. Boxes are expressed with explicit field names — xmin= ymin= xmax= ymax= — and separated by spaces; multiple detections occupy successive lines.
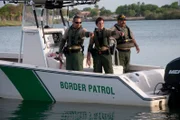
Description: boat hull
xmin=0 ymin=61 xmax=167 ymax=107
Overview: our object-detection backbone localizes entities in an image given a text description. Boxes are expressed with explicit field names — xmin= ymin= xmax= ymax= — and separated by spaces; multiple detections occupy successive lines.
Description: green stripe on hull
xmin=1 ymin=66 xmax=53 ymax=102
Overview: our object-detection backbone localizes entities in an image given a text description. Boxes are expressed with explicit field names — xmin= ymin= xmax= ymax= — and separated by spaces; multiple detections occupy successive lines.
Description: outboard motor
xmin=162 ymin=57 xmax=180 ymax=108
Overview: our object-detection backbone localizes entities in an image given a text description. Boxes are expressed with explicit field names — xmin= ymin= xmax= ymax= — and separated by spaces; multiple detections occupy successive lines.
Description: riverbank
xmin=104 ymin=16 xmax=145 ymax=21
xmin=0 ymin=21 xmax=21 ymax=27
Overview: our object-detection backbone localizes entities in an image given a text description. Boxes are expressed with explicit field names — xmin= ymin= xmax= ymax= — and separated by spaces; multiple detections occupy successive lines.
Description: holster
xmin=90 ymin=48 xmax=111 ymax=56
xmin=109 ymin=45 xmax=115 ymax=55
xmin=89 ymin=48 xmax=97 ymax=57
xmin=62 ymin=46 xmax=69 ymax=56
xmin=98 ymin=49 xmax=110 ymax=55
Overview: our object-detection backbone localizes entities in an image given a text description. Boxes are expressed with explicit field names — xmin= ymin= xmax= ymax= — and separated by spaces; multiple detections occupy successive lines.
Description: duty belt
xmin=68 ymin=45 xmax=81 ymax=50
xmin=98 ymin=46 xmax=110 ymax=55
xmin=100 ymin=46 xmax=109 ymax=51
xmin=117 ymin=42 xmax=135 ymax=49
xmin=117 ymin=48 xmax=130 ymax=52
xmin=63 ymin=45 xmax=82 ymax=55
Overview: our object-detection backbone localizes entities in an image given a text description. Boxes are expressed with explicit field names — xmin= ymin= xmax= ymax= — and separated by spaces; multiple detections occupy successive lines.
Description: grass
xmin=0 ymin=21 xmax=21 ymax=26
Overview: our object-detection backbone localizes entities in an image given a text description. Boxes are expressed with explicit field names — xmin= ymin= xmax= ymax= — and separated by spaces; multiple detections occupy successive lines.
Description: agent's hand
xmin=132 ymin=39 xmax=140 ymax=53
xmin=86 ymin=52 xmax=91 ymax=67
xmin=89 ymin=32 xmax=94 ymax=38
xmin=136 ymin=46 xmax=140 ymax=53
xmin=59 ymin=53 xmax=63 ymax=69
xmin=119 ymin=31 xmax=124 ymax=36
xmin=59 ymin=53 xmax=63 ymax=58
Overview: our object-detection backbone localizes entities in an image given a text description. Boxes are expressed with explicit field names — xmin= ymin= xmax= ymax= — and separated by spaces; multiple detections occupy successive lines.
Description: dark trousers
xmin=115 ymin=50 xmax=131 ymax=73
xmin=93 ymin=54 xmax=113 ymax=74
xmin=66 ymin=52 xmax=83 ymax=71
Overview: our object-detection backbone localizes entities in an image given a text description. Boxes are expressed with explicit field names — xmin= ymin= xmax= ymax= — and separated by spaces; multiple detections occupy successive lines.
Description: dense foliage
xmin=0 ymin=4 xmax=23 ymax=21
xmin=115 ymin=2 xmax=180 ymax=19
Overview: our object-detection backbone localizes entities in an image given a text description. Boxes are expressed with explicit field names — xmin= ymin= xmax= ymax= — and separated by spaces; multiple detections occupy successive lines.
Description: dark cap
xmin=117 ymin=14 xmax=126 ymax=20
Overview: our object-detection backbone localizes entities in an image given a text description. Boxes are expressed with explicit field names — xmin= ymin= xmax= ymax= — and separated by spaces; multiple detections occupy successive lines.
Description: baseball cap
xmin=117 ymin=14 xmax=126 ymax=20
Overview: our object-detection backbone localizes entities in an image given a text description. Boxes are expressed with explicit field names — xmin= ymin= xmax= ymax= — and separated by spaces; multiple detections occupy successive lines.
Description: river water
xmin=0 ymin=20 xmax=180 ymax=119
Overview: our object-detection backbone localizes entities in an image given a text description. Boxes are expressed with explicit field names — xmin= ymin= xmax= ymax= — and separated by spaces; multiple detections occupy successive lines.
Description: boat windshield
xmin=23 ymin=6 xmax=42 ymax=27
xmin=23 ymin=6 xmax=64 ymax=28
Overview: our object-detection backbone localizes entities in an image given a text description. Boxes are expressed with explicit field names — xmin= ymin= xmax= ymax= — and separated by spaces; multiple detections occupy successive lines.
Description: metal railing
xmin=109 ymin=37 xmax=120 ymax=66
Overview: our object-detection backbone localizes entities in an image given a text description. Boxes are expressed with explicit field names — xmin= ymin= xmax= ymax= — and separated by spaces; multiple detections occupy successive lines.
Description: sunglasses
xmin=75 ymin=22 xmax=82 ymax=24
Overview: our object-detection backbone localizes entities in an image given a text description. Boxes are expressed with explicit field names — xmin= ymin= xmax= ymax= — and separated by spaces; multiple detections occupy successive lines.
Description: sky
xmin=0 ymin=0 xmax=179 ymax=12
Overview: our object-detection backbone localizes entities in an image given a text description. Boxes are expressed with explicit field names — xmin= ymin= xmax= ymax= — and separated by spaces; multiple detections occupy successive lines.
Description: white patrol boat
xmin=1 ymin=0 xmax=177 ymax=109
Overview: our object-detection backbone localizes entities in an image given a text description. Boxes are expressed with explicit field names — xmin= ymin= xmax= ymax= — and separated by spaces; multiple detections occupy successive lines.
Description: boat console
xmin=44 ymin=28 xmax=64 ymax=47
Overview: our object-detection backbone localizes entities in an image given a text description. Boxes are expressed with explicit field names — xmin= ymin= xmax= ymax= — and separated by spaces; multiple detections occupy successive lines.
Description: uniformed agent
xmin=86 ymin=17 xmax=122 ymax=74
xmin=111 ymin=14 xmax=140 ymax=73
xmin=59 ymin=15 xmax=94 ymax=71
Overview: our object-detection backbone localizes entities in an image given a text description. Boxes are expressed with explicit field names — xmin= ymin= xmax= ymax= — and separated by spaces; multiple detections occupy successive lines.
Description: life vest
xmin=67 ymin=25 xmax=84 ymax=47
xmin=114 ymin=24 xmax=135 ymax=48
xmin=93 ymin=28 xmax=109 ymax=50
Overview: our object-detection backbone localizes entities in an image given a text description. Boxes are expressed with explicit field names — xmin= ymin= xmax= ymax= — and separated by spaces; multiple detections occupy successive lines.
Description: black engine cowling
xmin=163 ymin=57 xmax=180 ymax=109
xmin=164 ymin=57 xmax=180 ymax=90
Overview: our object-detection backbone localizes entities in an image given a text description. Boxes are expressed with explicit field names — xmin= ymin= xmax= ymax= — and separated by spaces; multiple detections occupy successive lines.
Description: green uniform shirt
xmin=88 ymin=28 xmax=120 ymax=51
xmin=111 ymin=24 xmax=134 ymax=40
xmin=59 ymin=26 xmax=88 ymax=53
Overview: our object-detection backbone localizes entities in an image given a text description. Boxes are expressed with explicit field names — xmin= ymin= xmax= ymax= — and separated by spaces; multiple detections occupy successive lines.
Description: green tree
xmin=127 ymin=9 xmax=136 ymax=16
xmin=144 ymin=4 xmax=158 ymax=12
xmin=115 ymin=6 xmax=124 ymax=15
xmin=83 ymin=7 xmax=92 ymax=11
xmin=100 ymin=7 xmax=106 ymax=11
xmin=143 ymin=10 xmax=152 ymax=17
xmin=15 ymin=4 xmax=23 ymax=21
xmin=129 ymin=3 xmax=138 ymax=12
xmin=161 ymin=5 xmax=170 ymax=9
xmin=140 ymin=2 xmax=146 ymax=15
xmin=61 ymin=8 xmax=67 ymax=16
xmin=100 ymin=9 xmax=112 ymax=16
xmin=116 ymin=5 xmax=130 ymax=16
xmin=69 ymin=8 xmax=80 ymax=18
xmin=90 ymin=9 xmax=99 ymax=17
xmin=0 ymin=4 xmax=23 ymax=21
xmin=94 ymin=4 xmax=99 ymax=9
xmin=123 ymin=5 xmax=128 ymax=15
xmin=170 ymin=2 xmax=179 ymax=9
xmin=137 ymin=2 xmax=141 ymax=16
xmin=155 ymin=8 xmax=164 ymax=14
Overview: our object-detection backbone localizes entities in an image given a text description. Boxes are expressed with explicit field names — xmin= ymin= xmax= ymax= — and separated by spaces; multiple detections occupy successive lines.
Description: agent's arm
xmin=130 ymin=30 xmax=140 ymax=53
xmin=81 ymin=28 xmax=94 ymax=38
xmin=59 ymin=29 xmax=68 ymax=56
xmin=106 ymin=29 xmax=124 ymax=38
xmin=86 ymin=37 xmax=94 ymax=67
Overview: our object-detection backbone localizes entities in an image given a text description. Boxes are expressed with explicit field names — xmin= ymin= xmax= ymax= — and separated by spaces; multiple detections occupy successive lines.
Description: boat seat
xmin=123 ymin=69 xmax=164 ymax=93
xmin=83 ymin=67 xmax=94 ymax=72
xmin=113 ymin=65 xmax=123 ymax=75
xmin=46 ymin=56 xmax=59 ymax=69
